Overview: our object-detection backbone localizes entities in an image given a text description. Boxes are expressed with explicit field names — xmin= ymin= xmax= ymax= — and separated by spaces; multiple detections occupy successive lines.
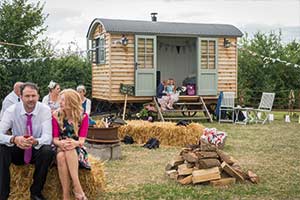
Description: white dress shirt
xmin=0 ymin=101 xmax=52 ymax=149
xmin=0 ymin=91 xmax=19 ymax=120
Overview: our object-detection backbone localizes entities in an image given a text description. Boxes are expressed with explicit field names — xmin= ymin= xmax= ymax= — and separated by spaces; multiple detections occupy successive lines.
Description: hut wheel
xmin=180 ymin=105 xmax=197 ymax=117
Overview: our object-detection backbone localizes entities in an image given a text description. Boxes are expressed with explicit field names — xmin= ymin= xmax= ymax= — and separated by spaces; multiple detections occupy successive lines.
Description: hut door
xmin=134 ymin=35 xmax=157 ymax=96
xmin=197 ymin=38 xmax=218 ymax=95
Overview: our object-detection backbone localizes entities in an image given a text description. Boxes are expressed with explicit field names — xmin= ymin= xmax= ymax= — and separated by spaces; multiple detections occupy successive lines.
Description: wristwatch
xmin=10 ymin=136 xmax=16 ymax=144
xmin=33 ymin=140 xmax=39 ymax=147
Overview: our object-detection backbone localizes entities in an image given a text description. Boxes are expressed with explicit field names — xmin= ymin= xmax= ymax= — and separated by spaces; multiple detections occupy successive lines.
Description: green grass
xmin=94 ymin=112 xmax=300 ymax=200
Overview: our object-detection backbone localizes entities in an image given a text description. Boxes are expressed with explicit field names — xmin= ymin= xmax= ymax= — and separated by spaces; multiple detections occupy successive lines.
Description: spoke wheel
xmin=181 ymin=105 xmax=197 ymax=117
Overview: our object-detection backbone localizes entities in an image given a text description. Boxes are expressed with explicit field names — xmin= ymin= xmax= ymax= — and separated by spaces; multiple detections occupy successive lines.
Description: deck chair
xmin=254 ymin=92 xmax=275 ymax=124
xmin=219 ymin=92 xmax=235 ymax=123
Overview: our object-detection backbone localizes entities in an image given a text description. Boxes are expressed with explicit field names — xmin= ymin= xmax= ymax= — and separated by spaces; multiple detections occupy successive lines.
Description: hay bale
xmin=9 ymin=155 xmax=105 ymax=200
xmin=118 ymin=120 xmax=204 ymax=146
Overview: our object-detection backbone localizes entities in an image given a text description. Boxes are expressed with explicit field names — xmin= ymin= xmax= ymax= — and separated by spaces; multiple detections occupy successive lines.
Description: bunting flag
xmin=232 ymin=43 xmax=300 ymax=68
xmin=1 ymin=42 xmax=299 ymax=68
xmin=0 ymin=46 xmax=99 ymax=63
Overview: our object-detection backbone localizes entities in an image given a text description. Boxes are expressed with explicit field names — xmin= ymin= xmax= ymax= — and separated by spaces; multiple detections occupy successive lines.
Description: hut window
xmin=200 ymin=40 xmax=216 ymax=69
xmin=95 ymin=35 xmax=105 ymax=64
xmin=137 ymin=38 xmax=154 ymax=69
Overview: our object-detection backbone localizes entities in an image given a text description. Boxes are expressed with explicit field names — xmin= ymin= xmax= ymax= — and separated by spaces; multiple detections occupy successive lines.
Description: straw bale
xmin=118 ymin=120 xmax=204 ymax=146
xmin=9 ymin=155 xmax=105 ymax=200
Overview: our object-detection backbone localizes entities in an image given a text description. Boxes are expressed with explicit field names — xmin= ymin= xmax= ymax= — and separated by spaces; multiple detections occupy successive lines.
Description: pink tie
xmin=24 ymin=113 xmax=33 ymax=164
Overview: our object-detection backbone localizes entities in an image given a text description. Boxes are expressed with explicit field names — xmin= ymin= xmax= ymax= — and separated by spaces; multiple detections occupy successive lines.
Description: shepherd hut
xmin=86 ymin=14 xmax=243 ymax=105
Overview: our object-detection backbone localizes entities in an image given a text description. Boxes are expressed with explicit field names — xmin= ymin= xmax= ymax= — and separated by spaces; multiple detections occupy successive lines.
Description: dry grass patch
xmin=91 ymin=118 xmax=300 ymax=199
xmin=102 ymin=144 xmax=181 ymax=192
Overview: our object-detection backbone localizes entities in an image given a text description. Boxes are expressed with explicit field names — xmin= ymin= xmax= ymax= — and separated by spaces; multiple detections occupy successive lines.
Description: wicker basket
xmin=86 ymin=127 xmax=119 ymax=144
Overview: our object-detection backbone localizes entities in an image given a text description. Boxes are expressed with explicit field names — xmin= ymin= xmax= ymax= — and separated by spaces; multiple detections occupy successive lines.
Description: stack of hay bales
xmin=9 ymin=155 xmax=105 ymax=200
xmin=118 ymin=120 xmax=204 ymax=146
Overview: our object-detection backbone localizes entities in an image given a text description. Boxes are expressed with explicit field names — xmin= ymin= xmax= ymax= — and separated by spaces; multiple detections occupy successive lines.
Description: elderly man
xmin=0 ymin=82 xmax=23 ymax=120
xmin=0 ymin=82 xmax=54 ymax=200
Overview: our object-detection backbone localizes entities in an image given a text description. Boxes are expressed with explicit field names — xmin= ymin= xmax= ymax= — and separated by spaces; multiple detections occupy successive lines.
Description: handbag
xmin=76 ymin=147 xmax=91 ymax=170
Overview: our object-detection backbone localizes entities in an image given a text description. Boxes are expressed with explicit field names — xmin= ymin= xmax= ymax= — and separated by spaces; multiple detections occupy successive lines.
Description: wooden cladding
xmin=217 ymin=38 xmax=237 ymax=93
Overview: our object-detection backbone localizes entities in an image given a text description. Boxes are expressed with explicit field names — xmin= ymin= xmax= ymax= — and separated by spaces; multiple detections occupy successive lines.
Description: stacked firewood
xmin=165 ymin=142 xmax=259 ymax=187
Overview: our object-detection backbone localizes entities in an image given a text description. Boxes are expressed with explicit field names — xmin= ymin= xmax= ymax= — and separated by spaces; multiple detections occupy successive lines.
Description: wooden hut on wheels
xmin=86 ymin=14 xmax=243 ymax=114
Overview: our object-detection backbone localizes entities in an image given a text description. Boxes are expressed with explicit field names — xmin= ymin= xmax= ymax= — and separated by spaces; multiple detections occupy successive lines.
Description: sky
xmin=30 ymin=0 xmax=300 ymax=51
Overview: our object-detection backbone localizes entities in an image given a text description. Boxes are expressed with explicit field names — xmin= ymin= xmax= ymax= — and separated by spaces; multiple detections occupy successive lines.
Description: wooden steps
xmin=162 ymin=109 xmax=206 ymax=113
xmin=163 ymin=117 xmax=210 ymax=121
xmin=153 ymin=96 xmax=213 ymax=122
xmin=174 ymin=102 xmax=203 ymax=106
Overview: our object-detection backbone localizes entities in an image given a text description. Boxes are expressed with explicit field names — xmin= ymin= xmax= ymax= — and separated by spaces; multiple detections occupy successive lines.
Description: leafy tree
xmin=238 ymin=32 xmax=300 ymax=108
xmin=0 ymin=0 xmax=51 ymax=101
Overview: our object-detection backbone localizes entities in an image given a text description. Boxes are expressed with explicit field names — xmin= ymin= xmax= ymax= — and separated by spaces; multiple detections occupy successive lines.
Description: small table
xmin=234 ymin=107 xmax=256 ymax=125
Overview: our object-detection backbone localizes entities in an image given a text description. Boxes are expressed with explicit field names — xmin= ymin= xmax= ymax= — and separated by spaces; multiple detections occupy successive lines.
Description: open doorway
xmin=157 ymin=36 xmax=197 ymax=93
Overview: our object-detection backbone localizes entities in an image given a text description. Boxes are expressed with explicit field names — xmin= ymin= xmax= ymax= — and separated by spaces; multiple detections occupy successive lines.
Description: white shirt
xmin=0 ymin=101 xmax=52 ymax=149
xmin=0 ymin=91 xmax=19 ymax=120
xmin=83 ymin=98 xmax=91 ymax=116
xmin=42 ymin=94 xmax=60 ymax=111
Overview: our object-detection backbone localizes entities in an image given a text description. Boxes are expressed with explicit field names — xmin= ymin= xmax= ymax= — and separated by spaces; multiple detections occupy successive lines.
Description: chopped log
xmin=198 ymin=159 xmax=221 ymax=169
xmin=186 ymin=144 xmax=201 ymax=150
xmin=248 ymin=170 xmax=259 ymax=184
xmin=178 ymin=175 xmax=193 ymax=185
xmin=232 ymin=163 xmax=248 ymax=179
xmin=196 ymin=151 xmax=219 ymax=159
xmin=166 ymin=170 xmax=178 ymax=180
xmin=229 ymin=156 xmax=239 ymax=164
xmin=210 ymin=178 xmax=236 ymax=187
xmin=217 ymin=150 xmax=234 ymax=165
xmin=221 ymin=162 xmax=244 ymax=182
xmin=200 ymin=140 xmax=217 ymax=152
xmin=192 ymin=167 xmax=221 ymax=184
xmin=165 ymin=156 xmax=184 ymax=171
xmin=186 ymin=162 xmax=195 ymax=168
xmin=180 ymin=147 xmax=192 ymax=155
xmin=178 ymin=164 xmax=193 ymax=175
xmin=193 ymin=148 xmax=201 ymax=152
xmin=182 ymin=152 xmax=199 ymax=163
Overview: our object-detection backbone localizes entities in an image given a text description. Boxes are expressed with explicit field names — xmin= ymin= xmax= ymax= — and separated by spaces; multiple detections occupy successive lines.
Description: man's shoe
xmin=30 ymin=193 xmax=46 ymax=200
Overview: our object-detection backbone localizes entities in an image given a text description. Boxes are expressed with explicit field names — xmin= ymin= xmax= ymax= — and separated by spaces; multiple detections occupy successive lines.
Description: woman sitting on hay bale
xmin=52 ymin=89 xmax=89 ymax=200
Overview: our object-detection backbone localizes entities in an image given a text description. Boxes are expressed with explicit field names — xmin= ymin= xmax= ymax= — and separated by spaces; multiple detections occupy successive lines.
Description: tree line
xmin=0 ymin=0 xmax=91 ymax=103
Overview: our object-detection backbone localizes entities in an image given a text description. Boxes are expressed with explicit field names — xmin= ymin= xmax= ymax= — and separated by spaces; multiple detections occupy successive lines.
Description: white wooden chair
xmin=219 ymin=92 xmax=235 ymax=123
xmin=254 ymin=92 xmax=275 ymax=124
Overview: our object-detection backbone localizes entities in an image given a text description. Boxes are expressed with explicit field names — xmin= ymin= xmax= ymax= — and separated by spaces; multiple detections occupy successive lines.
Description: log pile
xmin=165 ymin=142 xmax=259 ymax=187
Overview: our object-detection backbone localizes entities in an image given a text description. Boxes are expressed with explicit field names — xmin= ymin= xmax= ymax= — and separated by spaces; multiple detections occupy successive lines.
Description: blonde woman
xmin=42 ymin=80 xmax=61 ymax=112
xmin=52 ymin=89 xmax=89 ymax=200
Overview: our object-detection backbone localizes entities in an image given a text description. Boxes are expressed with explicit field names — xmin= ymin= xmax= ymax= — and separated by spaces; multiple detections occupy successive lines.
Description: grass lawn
xmin=95 ymin=113 xmax=300 ymax=200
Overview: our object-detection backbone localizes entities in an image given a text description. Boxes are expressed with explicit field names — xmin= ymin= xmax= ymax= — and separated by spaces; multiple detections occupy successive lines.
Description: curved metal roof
xmin=87 ymin=18 xmax=243 ymax=38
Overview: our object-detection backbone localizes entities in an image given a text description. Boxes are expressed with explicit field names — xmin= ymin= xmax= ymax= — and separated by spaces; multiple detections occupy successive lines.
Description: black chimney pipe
xmin=151 ymin=12 xmax=158 ymax=22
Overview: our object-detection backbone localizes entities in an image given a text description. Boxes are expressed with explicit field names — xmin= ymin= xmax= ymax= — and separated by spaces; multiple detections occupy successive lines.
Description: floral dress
xmin=52 ymin=113 xmax=90 ymax=169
